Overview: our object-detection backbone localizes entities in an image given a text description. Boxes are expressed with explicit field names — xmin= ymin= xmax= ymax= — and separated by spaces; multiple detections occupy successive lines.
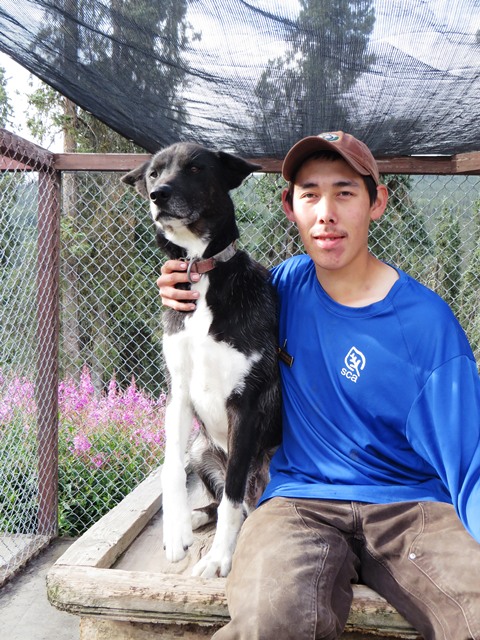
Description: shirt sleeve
xmin=406 ymin=355 xmax=480 ymax=543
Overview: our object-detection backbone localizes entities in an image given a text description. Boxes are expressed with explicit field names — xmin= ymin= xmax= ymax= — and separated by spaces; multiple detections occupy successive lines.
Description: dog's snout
xmin=150 ymin=184 xmax=172 ymax=204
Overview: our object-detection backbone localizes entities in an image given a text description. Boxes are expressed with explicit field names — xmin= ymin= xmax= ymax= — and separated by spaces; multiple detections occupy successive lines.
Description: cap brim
xmin=282 ymin=136 xmax=376 ymax=182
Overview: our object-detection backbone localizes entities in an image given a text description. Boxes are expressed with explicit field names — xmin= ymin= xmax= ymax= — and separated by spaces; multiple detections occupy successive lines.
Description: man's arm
xmin=156 ymin=260 xmax=200 ymax=311
xmin=407 ymin=356 xmax=480 ymax=543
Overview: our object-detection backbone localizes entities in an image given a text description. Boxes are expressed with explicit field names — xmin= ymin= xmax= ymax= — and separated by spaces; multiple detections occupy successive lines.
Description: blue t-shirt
xmin=260 ymin=254 xmax=480 ymax=543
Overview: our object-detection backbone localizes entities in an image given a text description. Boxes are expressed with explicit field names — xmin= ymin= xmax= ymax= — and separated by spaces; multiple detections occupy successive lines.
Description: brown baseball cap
xmin=282 ymin=131 xmax=380 ymax=185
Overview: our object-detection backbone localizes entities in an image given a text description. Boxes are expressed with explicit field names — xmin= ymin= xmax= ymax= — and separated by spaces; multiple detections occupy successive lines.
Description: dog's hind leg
xmin=189 ymin=430 xmax=226 ymax=530
xmin=191 ymin=503 xmax=218 ymax=530
xmin=191 ymin=495 xmax=245 ymax=578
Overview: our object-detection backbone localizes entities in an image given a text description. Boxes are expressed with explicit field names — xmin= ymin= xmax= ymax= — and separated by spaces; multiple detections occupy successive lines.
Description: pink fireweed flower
xmin=5 ymin=366 xmax=168 ymax=466
xmin=107 ymin=376 xmax=117 ymax=405
xmin=0 ymin=375 xmax=36 ymax=423
xmin=80 ymin=366 xmax=95 ymax=396
xmin=71 ymin=433 xmax=92 ymax=454
xmin=91 ymin=453 xmax=106 ymax=469
xmin=0 ymin=399 xmax=11 ymax=423
xmin=59 ymin=376 xmax=97 ymax=418
xmin=72 ymin=367 xmax=95 ymax=412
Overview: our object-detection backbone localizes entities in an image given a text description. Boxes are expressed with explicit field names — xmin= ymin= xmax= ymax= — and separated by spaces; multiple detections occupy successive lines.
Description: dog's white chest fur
xmin=163 ymin=277 xmax=260 ymax=452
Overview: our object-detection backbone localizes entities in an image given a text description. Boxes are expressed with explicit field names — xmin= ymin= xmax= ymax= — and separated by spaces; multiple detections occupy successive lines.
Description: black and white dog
xmin=122 ymin=142 xmax=281 ymax=578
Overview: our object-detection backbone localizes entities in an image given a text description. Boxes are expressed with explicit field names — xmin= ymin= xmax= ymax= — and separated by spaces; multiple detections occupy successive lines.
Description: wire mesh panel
xmin=51 ymin=169 xmax=480 ymax=536
xmin=0 ymin=132 xmax=59 ymax=585
xmin=370 ymin=173 xmax=479 ymax=357
xmin=0 ymin=150 xmax=479 ymax=568
xmin=56 ymin=172 xmax=167 ymax=536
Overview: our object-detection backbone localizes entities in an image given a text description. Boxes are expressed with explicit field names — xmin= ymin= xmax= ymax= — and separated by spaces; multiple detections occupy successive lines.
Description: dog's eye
xmin=189 ymin=165 xmax=201 ymax=174
xmin=149 ymin=170 xmax=158 ymax=179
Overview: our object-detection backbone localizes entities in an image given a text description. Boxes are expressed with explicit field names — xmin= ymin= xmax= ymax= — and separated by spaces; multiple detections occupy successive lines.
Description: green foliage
xmin=57 ymin=424 xmax=162 ymax=536
xmin=0 ymin=421 xmax=38 ymax=535
xmin=370 ymin=174 xmax=433 ymax=280
xmin=233 ymin=173 xmax=302 ymax=268
xmin=430 ymin=206 xmax=462 ymax=313
xmin=26 ymin=84 xmax=143 ymax=153
xmin=0 ymin=174 xmax=20 ymax=268
xmin=457 ymin=204 xmax=480 ymax=364
xmin=26 ymin=84 xmax=64 ymax=148
xmin=0 ymin=175 xmax=38 ymax=372
xmin=0 ymin=65 xmax=13 ymax=128
xmin=58 ymin=181 xmax=164 ymax=394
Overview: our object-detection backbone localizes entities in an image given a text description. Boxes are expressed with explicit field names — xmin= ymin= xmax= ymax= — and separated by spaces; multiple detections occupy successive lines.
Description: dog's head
xmin=121 ymin=142 xmax=262 ymax=257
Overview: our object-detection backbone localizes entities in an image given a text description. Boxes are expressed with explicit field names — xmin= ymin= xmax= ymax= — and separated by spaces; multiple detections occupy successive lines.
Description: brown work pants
xmin=212 ymin=498 xmax=480 ymax=640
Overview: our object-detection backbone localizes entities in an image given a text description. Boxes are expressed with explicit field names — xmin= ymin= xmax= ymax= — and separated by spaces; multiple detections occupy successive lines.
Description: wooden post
xmin=36 ymin=166 xmax=61 ymax=536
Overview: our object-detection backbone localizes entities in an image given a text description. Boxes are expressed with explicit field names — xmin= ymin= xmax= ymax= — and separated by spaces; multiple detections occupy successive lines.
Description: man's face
xmin=283 ymin=156 xmax=386 ymax=277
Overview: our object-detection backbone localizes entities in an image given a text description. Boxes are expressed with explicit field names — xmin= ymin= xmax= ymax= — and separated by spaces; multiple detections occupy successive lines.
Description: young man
xmin=157 ymin=132 xmax=480 ymax=640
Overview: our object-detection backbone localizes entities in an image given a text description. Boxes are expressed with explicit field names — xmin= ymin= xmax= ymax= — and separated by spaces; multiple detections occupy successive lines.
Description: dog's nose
xmin=150 ymin=184 xmax=172 ymax=204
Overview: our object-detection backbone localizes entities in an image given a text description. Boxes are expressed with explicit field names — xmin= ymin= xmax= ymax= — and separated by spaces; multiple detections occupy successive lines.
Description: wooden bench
xmin=47 ymin=467 xmax=423 ymax=639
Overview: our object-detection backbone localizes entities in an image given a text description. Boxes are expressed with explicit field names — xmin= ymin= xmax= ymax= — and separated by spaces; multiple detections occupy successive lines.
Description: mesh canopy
xmin=0 ymin=0 xmax=479 ymax=156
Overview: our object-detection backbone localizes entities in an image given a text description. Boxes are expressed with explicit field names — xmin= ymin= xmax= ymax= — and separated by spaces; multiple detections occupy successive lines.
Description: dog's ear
xmin=121 ymin=161 xmax=151 ymax=199
xmin=216 ymin=152 xmax=263 ymax=190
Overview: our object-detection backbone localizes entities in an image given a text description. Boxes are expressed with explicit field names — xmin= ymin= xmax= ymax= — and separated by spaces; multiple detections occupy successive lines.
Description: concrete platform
xmin=0 ymin=538 xmax=79 ymax=640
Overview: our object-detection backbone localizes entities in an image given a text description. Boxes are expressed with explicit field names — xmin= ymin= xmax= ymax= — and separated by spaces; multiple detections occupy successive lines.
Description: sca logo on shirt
xmin=341 ymin=347 xmax=366 ymax=383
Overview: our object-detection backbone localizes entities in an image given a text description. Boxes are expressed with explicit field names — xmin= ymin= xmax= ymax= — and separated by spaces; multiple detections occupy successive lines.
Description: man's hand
xmin=156 ymin=260 xmax=200 ymax=311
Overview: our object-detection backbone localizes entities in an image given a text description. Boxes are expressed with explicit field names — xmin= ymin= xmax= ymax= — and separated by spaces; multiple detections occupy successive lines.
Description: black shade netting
xmin=0 ymin=0 xmax=479 ymax=157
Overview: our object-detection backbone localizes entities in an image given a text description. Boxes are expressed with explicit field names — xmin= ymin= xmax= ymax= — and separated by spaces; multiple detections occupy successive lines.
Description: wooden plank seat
xmin=47 ymin=467 xmax=423 ymax=639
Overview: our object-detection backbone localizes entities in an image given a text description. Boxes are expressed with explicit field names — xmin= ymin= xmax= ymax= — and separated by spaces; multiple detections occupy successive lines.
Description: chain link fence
xmin=0 ymin=131 xmax=479 ymax=584
xmin=0 ymin=132 xmax=60 ymax=584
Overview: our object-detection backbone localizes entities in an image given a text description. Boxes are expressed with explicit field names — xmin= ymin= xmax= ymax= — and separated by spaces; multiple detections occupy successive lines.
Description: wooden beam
xmin=249 ymin=154 xmax=480 ymax=175
xmin=375 ymin=156 xmax=454 ymax=175
xmin=452 ymin=151 xmax=480 ymax=175
xmin=54 ymin=467 xmax=163 ymax=570
xmin=235 ymin=155 xmax=463 ymax=176
xmin=227 ymin=155 xmax=458 ymax=175
xmin=36 ymin=168 xmax=61 ymax=537
xmin=53 ymin=151 xmax=479 ymax=177
xmin=0 ymin=129 xmax=55 ymax=171
xmin=48 ymin=565 xmax=420 ymax=638
xmin=54 ymin=153 xmax=151 ymax=171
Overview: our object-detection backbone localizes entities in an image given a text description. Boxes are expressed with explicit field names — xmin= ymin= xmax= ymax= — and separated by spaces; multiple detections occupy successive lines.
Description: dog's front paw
xmin=191 ymin=548 xmax=232 ymax=578
xmin=163 ymin=512 xmax=194 ymax=563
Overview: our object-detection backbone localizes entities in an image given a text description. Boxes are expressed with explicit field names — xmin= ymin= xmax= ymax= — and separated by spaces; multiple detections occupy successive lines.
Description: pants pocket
xmin=407 ymin=502 xmax=480 ymax=639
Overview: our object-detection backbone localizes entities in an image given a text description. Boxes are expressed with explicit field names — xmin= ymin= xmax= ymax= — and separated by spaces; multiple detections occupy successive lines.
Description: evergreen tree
xmin=0 ymin=66 xmax=38 ymax=373
xmin=369 ymin=174 xmax=433 ymax=280
xmin=253 ymin=0 xmax=375 ymax=153
xmin=431 ymin=206 xmax=462 ymax=313
xmin=24 ymin=0 xmax=193 ymax=391
xmin=0 ymin=66 xmax=13 ymax=129
xmin=233 ymin=173 xmax=302 ymax=269
xmin=458 ymin=203 xmax=480 ymax=366
xmin=0 ymin=65 xmax=16 ymax=268
xmin=30 ymin=0 xmax=191 ymax=149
